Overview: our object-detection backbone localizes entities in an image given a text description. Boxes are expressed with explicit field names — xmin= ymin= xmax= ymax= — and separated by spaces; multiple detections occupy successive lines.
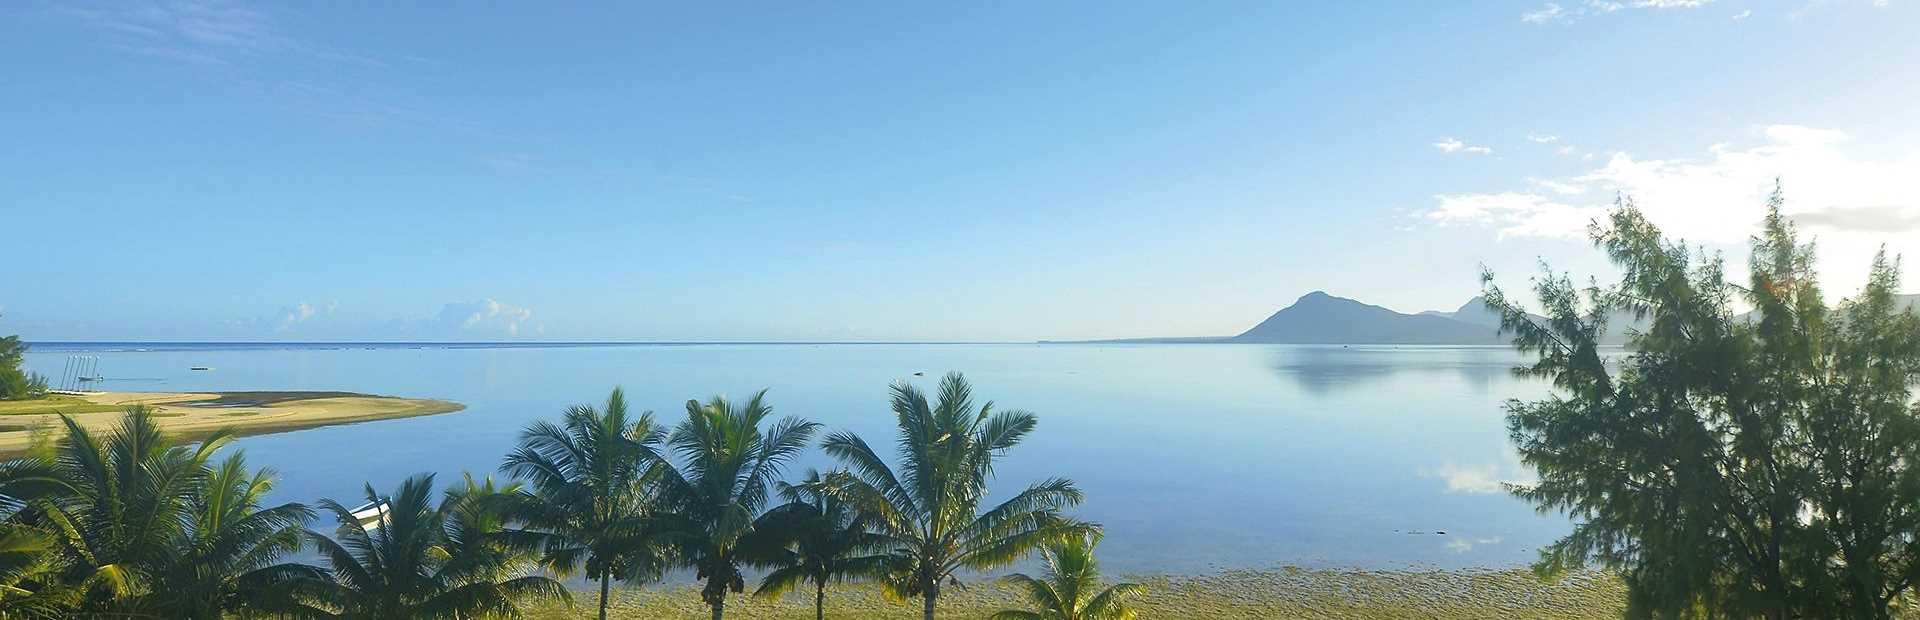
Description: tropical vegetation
xmin=0 ymin=333 xmax=45 ymax=400
xmin=290 ymin=472 xmax=568 ymax=618
xmin=0 ymin=372 xmax=1091 ymax=619
xmin=821 ymin=372 xmax=1095 ymax=620
xmin=749 ymin=469 xmax=892 ymax=620
xmin=990 ymin=531 xmax=1144 ymax=620
xmin=658 ymin=390 xmax=819 ymax=620
xmin=500 ymin=387 xmax=671 ymax=620
xmin=1484 ymin=185 xmax=1920 ymax=618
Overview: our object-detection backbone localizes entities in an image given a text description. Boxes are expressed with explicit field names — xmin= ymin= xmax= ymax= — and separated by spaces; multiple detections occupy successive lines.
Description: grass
xmin=0 ymin=395 xmax=122 ymax=416
xmin=526 ymin=567 xmax=1628 ymax=619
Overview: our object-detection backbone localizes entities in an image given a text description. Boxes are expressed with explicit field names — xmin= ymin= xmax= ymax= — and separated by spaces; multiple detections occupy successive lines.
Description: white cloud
xmin=1732 ymin=9 xmax=1753 ymax=19
xmin=1433 ymin=137 xmax=1493 ymax=155
xmin=1527 ymin=133 xmax=1561 ymax=144
xmin=227 ymin=300 xmax=337 ymax=333
xmin=1423 ymin=124 xmax=1920 ymax=296
xmin=1524 ymin=0 xmax=1712 ymax=23
xmin=1521 ymin=3 xmax=1568 ymax=23
xmin=433 ymin=299 xmax=535 ymax=336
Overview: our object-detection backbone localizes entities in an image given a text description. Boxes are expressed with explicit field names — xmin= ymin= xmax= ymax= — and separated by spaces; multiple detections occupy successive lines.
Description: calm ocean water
xmin=22 ymin=342 xmax=1567 ymax=574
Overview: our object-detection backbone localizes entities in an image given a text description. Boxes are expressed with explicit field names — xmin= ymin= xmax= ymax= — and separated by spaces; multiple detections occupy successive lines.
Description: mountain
xmin=1418 ymin=295 xmax=1509 ymax=329
xmin=1232 ymin=291 xmax=1504 ymax=344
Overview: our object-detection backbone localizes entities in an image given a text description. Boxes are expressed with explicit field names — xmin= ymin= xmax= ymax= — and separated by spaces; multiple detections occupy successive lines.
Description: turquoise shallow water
xmin=22 ymin=342 xmax=1567 ymax=574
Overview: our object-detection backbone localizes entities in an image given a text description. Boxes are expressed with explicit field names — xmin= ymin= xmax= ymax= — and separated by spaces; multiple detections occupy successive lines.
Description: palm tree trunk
xmin=711 ymin=597 xmax=726 ymax=620
xmin=922 ymin=591 xmax=936 ymax=620
xmin=815 ymin=580 xmax=826 ymax=620
xmin=598 ymin=574 xmax=612 ymax=620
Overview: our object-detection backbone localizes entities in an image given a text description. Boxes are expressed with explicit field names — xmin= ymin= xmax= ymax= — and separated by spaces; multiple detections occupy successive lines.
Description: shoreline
xmin=528 ymin=566 xmax=1626 ymax=619
xmin=0 ymin=391 xmax=464 ymax=453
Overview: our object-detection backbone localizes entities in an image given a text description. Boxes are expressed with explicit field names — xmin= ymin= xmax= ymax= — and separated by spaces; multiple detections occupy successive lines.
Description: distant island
xmin=1061 ymin=290 xmax=1920 ymax=345
xmin=1054 ymin=291 xmax=1616 ymax=345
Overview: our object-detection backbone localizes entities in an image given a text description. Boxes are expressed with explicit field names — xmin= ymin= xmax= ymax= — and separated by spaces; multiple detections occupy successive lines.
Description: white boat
xmin=349 ymin=500 xmax=391 ymax=531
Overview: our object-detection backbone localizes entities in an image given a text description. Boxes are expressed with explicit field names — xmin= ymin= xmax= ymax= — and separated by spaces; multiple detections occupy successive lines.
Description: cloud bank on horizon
xmin=1423 ymin=124 xmax=1920 ymax=296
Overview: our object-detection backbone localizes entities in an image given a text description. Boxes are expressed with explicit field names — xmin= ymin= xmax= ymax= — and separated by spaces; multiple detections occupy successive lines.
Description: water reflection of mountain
xmin=1267 ymin=346 xmax=1526 ymax=396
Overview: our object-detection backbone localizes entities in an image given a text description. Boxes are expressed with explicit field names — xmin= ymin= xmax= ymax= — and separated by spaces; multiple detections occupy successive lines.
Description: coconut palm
xmin=147 ymin=452 xmax=322 ymax=618
xmin=0 ymin=407 xmax=317 ymax=618
xmin=295 ymin=472 xmax=567 ymax=618
xmin=0 ymin=524 xmax=77 ymax=618
xmin=821 ymin=372 xmax=1094 ymax=620
xmin=500 ymin=387 xmax=673 ymax=620
xmin=749 ymin=469 xmax=892 ymax=620
xmin=990 ymin=532 xmax=1144 ymax=620
xmin=659 ymin=390 xmax=819 ymax=620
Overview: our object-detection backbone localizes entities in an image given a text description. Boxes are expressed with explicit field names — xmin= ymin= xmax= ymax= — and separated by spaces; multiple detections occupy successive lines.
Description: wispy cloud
xmin=1521 ymin=3 xmax=1569 ymax=23
xmin=1732 ymin=9 xmax=1754 ymax=19
xmin=54 ymin=1 xmax=383 ymax=67
xmin=1433 ymin=137 xmax=1493 ymax=155
xmin=1527 ymin=133 xmax=1561 ymax=144
xmin=1522 ymin=0 xmax=1713 ymax=23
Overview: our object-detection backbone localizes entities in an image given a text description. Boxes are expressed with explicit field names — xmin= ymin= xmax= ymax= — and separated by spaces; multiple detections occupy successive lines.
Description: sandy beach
xmin=0 ymin=391 xmax=464 ymax=454
xmin=528 ymin=567 xmax=1628 ymax=619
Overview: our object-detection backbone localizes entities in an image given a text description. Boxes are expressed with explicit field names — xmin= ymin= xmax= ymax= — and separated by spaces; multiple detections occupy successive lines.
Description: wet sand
xmin=0 ymin=391 xmax=464 ymax=453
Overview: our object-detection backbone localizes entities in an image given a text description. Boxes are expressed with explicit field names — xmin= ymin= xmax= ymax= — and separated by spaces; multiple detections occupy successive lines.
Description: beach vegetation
xmin=291 ymin=472 xmax=569 ymax=618
xmin=500 ymin=387 xmax=675 ymax=620
xmin=748 ymin=469 xmax=893 ymax=620
xmin=990 ymin=531 xmax=1145 ymax=620
xmin=658 ymin=390 xmax=820 ymax=620
xmin=1485 ymin=185 xmax=1920 ymax=618
xmin=820 ymin=372 xmax=1094 ymax=620
xmin=0 ymin=335 xmax=45 ymax=401
xmin=0 ymin=407 xmax=314 ymax=618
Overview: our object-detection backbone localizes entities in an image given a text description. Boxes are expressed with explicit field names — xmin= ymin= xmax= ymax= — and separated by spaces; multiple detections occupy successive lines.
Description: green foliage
xmin=748 ymin=469 xmax=893 ymax=620
xmin=656 ymin=389 xmax=820 ymax=620
xmin=501 ymin=388 xmax=675 ymax=620
xmin=821 ymin=372 xmax=1095 ymax=620
xmin=991 ymin=532 xmax=1145 ymax=620
xmin=293 ymin=472 xmax=569 ymax=618
xmin=0 ymin=336 xmax=46 ymax=401
xmin=1484 ymin=184 xmax=1920 ymax=618
xmin=0 ymin=406 xmax=313 ymax=618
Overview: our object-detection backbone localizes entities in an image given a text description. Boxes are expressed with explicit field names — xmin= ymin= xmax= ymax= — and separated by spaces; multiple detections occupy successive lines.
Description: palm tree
xmin=659 ymin=390 xmax=819 ymax=620
xmin=0 ymin=524 xmax=76 ymax=618
xmin=990 ymin=532 xmax=1144 ymax=620
xmin=749 ymin=469 xmax=891 ymax=620
xmin=296 ymin=472 xmax=567 ymax=618
xmin=148 ymin=452 xmax=322 ymax=618
xmin=0 ymin=407 xmax=318 ymax=618
xmin=500 ymin=388 xmax=673 ymax=620
xmin=821 ymin=372 xmax=1094 ymax=620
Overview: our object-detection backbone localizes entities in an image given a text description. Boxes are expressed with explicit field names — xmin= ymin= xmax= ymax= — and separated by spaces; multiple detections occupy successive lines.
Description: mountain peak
xmin=1293 ymin=290 xmax=1352 ymax=306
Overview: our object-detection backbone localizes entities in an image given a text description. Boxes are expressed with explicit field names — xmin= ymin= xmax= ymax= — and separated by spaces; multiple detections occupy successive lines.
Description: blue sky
xmin=3 ymin=1 xmax=1917 ymax=341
